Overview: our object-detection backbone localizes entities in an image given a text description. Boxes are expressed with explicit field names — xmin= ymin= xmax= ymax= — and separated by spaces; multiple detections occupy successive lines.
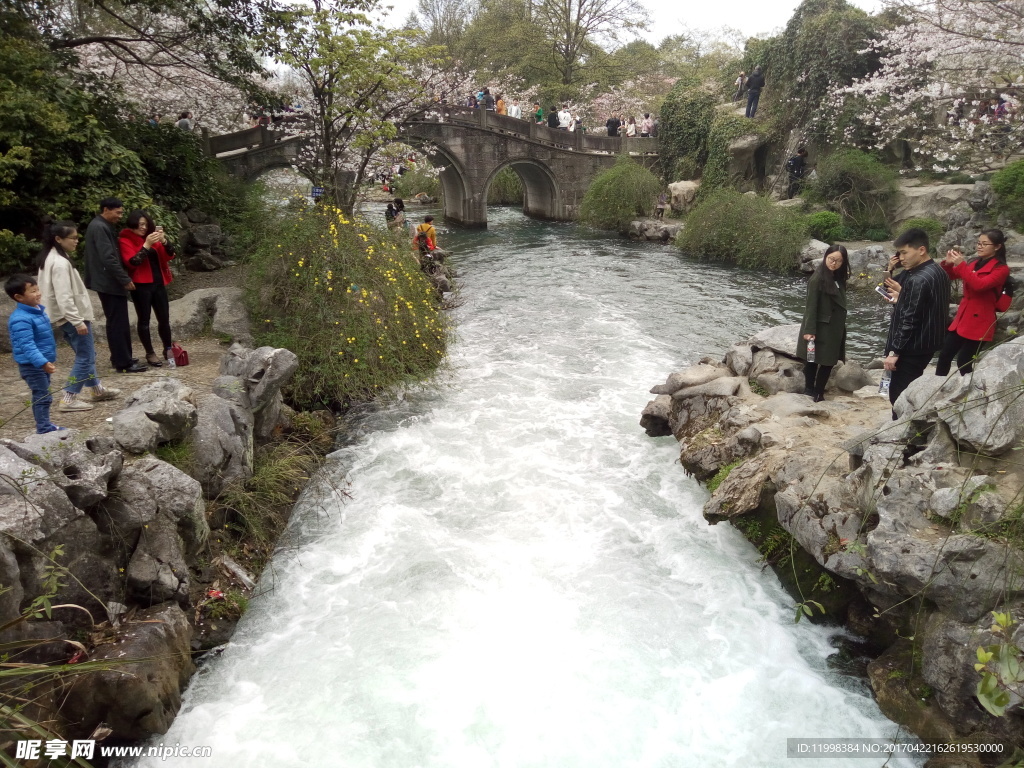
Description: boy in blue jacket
xmin=5 ymin=274 xmax=63 ymax=433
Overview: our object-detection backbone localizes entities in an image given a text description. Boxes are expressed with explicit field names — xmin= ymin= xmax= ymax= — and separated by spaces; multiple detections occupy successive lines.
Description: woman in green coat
xmin=796 ymin=244 xmax=849 ymax=401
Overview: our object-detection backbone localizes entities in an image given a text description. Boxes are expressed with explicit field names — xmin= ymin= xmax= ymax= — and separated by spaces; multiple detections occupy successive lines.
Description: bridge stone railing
xmin=411 ymin=105 xmax=658 ymax=155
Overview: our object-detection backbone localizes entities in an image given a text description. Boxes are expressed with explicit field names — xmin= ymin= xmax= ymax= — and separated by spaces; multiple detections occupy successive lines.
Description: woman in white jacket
xmin=36 ymin=221 xmax=121 ymax=411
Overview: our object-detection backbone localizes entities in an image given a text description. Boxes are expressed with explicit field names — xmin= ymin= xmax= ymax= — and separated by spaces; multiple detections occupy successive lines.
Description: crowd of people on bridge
xmin=796 ymin=226 xmax=1013 ymax=414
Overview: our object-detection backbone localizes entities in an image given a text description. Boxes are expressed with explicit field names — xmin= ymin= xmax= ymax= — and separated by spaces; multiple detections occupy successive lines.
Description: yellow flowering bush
xmin=245 ymin=202 xmax=450 ymax=408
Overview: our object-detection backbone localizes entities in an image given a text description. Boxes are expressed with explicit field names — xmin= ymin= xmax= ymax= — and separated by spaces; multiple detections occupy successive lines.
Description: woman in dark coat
xmin=796 ymin=244 xmax=849 ymax=401
xmin=936 ymin=229 xmax=1010 ymax=376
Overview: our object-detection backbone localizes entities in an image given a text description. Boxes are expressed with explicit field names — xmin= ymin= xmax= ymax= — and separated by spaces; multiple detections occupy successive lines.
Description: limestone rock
xmin=0 ymin=446 xmax=80 ymax=543
xmin=846 ymin=245 xmax=889 ymax=276
xmin=127 ymin=515 xmax=189 ymax=606
xmin=1 ymin=433 xmax=123 ymax=510
xmin=61 ymin=603 xmax=195 ymax=741
xmin=189 ymin=394 xmax=254 ymax=498
xmin=112 ymin=380 xmax=198 ymax=454
xmin=668 ymin=180 xmax=700 ymax=214
xmin=640 ymin=395 xmax=673 ymax=437
xmin=211 ymin=374 xmax=251 ymax=410
xmin=650 ymin=365 xmax=727 ymax=395
xmin=934 ymin=336 xmax=1024 ymax=455
xmin=704 ymin=453 xmax=779 ymax=523
xmin=755 ymin=362 xmax=805 ymax=395
xmin=125 ymin=457 xmax=207 ymax=554
xmin=830 ymin=360 xmax=873 ymax=392
xmin=748 ymin=324 xmax=802 ymax=360
xmin=243 ymin=346 xmax=300 ymax=412
xmin=726 ymin=134 xmax=763 ymax=190
xmin=891 ymin=183 xmax=973 ymax=230
xmin=671 ymin=376 xmax=743 ymax=400
xmin=166 ymin=287 xmax=251 ymax=344
xmin=724 ymin=343 xmax=753 ymax=377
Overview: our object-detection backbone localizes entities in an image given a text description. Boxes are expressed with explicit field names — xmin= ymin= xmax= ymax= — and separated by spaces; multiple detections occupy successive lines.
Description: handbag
xmin=169 ymin=343 xmax=189 ymax=367
xmin=995 ymin=275 xmax=1016 ymax=313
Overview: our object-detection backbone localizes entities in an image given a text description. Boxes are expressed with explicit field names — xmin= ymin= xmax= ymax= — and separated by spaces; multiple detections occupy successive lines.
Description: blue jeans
xmin=60 ymin=321 xmax=98 ymax=394
xmin=18 ymin=363 xmax=53 ymax=433
xmin=746 ymin=90 xmax=761 ymax=118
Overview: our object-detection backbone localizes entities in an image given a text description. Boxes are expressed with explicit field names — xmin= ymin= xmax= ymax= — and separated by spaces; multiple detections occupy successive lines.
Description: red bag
xmin=170 ymin=343 xmax=189 ymax=367
xmin=996 ymin=291 xmax=1012 ymax=312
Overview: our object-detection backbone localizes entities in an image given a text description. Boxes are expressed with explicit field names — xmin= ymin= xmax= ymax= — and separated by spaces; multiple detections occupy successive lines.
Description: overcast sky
xmin=372 ymin=0 xmax=885 ymax=46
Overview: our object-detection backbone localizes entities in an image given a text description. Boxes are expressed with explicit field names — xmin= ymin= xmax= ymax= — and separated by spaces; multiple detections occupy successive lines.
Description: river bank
xmin=641 ymin=325 xmax=1024 ymax=760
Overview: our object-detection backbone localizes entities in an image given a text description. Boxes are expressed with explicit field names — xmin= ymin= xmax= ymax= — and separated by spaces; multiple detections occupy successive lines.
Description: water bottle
xmin=806 ymin=338 xmax=816 ymax=363
xmin=879 ymin=370 xmax=891 ymax=395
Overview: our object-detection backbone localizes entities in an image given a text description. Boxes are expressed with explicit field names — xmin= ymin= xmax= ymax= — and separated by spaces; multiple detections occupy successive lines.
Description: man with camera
xmin=882 ymin=228 xmax=950 ymax=414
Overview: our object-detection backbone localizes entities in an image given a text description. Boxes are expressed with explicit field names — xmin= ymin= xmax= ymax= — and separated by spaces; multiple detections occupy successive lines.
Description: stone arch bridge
xmin=204 ymin=108 xmax=659 ymax=227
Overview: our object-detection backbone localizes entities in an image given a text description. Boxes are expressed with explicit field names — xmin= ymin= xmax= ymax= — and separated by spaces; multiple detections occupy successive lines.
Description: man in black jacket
xmin=745 ymin=66 xmax=765 ymax=118
xmin=883 ymin=228 xmax=950 ymax=411
xmin=606 ymin=115 xmax=621 ymax=137
xmin=84 ymin=198 xmax=146 ymax=373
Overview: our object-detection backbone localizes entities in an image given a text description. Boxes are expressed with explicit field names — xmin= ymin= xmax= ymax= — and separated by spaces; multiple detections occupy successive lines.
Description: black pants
xmin=787 ymin=177 xmax=803 ymax=199
xmin=889 ymin=351 xmax=933 ymax=408
xmin=98 ymin=291 xmax=133 ymax=369
xmin=803 ymin=362 xmax=833 ymax=394
xmin=935 ymin=331 xmax=984 ymax=377
xmin=131 ymin=282 xmax=173 ymax=355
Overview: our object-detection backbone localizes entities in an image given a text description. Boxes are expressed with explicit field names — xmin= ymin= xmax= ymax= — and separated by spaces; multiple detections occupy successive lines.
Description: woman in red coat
xmin=119 ymin=210 xmax=176 ymax=367
xmin=936 ymin=229 xmax=1010 ymax=376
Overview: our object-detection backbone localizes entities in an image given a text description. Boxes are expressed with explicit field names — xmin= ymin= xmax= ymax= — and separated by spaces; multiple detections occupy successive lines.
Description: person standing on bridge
xmin=625 ymin=116 xmax=637 ymax=137
xmin=534 ymin=103 xmax=544 ymax=124
xmin=496 ymin=94 xmax=507 ymax=115
xmin=558 ymin=105 xmax=572 ymax=130
xmin=509 ymin=100 xmax=522 ymax=119
xmin=640 ymin=113 xmax=654 ymax=137
xmin=606 ymin=114 xmax=621 ymax=137
xmin=482 ymin=88 xmax=495 ymax=111
xmin=547 ymin=107 xmax=559 ymax=129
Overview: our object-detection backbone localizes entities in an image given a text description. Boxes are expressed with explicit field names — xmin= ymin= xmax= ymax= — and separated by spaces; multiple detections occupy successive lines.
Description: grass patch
xmin=706 ymin=458 xmax=743 ymax=494
xmin=154 ymin=440 xmax=195 ymax=475
xmin=677 ymin=188 xmax=808 ymax=271
xmin=244 ymin=201 xmax=450 ymax=410
xmin=805 ymin=149 xmax=897 ymax=237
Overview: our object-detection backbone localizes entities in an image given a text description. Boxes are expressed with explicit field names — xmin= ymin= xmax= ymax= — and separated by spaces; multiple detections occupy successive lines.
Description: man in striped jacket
xmin=884 ymin=228 xmax=951 ymax=413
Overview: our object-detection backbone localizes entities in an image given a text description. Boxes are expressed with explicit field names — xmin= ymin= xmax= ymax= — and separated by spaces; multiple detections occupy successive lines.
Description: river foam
xmin=130 ymin=209 xmax=919 ymax=768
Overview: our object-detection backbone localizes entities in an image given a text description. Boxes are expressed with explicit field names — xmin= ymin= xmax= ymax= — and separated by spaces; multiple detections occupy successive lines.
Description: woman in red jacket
xmin=936 ymin=229 xmax=1010 ymax=376
xmin=119 ymin=210 xmax=175 ymax=367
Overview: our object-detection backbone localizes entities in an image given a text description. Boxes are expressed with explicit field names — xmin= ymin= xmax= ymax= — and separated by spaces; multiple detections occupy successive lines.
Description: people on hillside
xmin=797 ymin=245 xmax=849 ymax=402
xmin=508 ymin=100 xmax=522 ymax=119
xmin=786 ymin=147 xmax=808 ymax=199
xmin=606 ymin=114 xmax=621 ymax=137
xmin=883 ymin=228 xmax=951 ymax=413
xmin=640 ymin=114 xmax=654 ymax=137
xmin=6 ymin=274 xmax=62 ymax=433
xmin=119 ymin=210 xmax=176 ymax=368
xmin=36 ymin=221 xmax=121 ymax=411
xmin=744 ymin=66 xmax=765 ymax=118
xmin=733 ymin=71 xmax=747 ymax=101
xmin=935 ymin=229 xmax=1011 ymax=376
xmin=84 ymin=198 xmax=147 ymax=373
xmin=625 ymin=116 xmax=637 ymax=137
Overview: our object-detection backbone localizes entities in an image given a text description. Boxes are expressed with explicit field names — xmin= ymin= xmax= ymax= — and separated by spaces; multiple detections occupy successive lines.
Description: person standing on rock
xmin=935 ymin=229 xmax=1010 ymax=377
xmin=36 ymin=221 xmax=121 ymax=411
xmin=883 ymin=228 xmax=951 ymax=412
xmin=786 ymin=147 xmax=808 ymax=199
xmin=744 ymin=66 xmax=765 ymax=118
xmin=797 ymin=244 xmax=849 ymax=401
xmin=84 ymin=197 xmax=147 ymax=373
xmin=119 ymin=210 xmax=176 ymax=367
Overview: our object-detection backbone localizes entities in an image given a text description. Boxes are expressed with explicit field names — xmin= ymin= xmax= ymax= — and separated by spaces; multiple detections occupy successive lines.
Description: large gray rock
xmin=933 ymin=336 xmax=1024 ymax=455
xmin=120 ymin=456 xmax=207 ymax=554
xmin=640 ymin=395 xmax=673 ymax=437
xmin=755 ymin=363 xmax=805 ymax=395
xmin=748 ymin=324 xmax=801 ymax=360
xmin=0 ymin=446 xmax=80 ymax=543
xmin=891 ymin=183 xmax=974 ymax=230
xmin=167 ymin=287 xmax=251 ymax=344
xmin=830 ymin=360 xmax=873 ymax=392
xmin=189 ymin=394 xmax=254 ymax=498
xmin=112 ymin=379 xmax=198 ymax=454
xmin=846 ymin=245 xmax=889 ymax=275
xmin=650 ymin=365 xmax=728 ymax=394
xmin=126 ymin=515 xmax=189 ymax=606
xmin=724 ymin=343 xmax=753 ymax=377
xmin=1 ymin=432 xmax=123 ymax=510
xmin=60 ymin=602 xmax=195 ymax=741
xmin=668 ymin=180 xmax=700 ymax=214
xmin=800 ymin=239 xmax=829 ymax=269
xmin=726 ymin=134 xmax=763 ymax=191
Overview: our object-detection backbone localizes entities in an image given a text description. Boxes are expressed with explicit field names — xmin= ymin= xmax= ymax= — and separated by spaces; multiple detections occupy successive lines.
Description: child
xmin=5 ymin=274 xmax=63 ymax=434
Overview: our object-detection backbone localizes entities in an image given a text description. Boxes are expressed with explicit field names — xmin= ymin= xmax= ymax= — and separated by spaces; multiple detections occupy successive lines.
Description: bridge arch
xmin=418 ymin=145 xmax=475 ymax=226
xmin=485 ymin=159 xmax=560 ymax=221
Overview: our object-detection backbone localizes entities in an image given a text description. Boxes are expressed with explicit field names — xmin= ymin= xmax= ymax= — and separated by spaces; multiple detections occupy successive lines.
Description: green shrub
xmin=579 ymin=155 xmax=662 ymax=231
xmin=673 ymin=156 xmax=700 ymax=181
xmin=487 ymin=166 xmax=524 ymax=205
xmin=992 ymin=160 xmax=1024 ymax=229
xmin=898 ymin=217 xmax=945 ymax=254
xmin=677 ymin=188 xmax=809 ymax=271
xmin=244 ymin=202 xmax=450 ymax=409
xmin=390 ymin=163 xmax=441 ymax=200
xmin=805 ymin=211 xmax=850 ymax=242
xmin=658 ymin=76 xmax=718 ymax=181
xmin=805 ymin=149 xmax=896 ymax=236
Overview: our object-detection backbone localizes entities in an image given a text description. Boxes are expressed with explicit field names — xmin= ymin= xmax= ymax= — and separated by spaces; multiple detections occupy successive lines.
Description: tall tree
xmin=416 ymin=0 xmax=476 ymax=50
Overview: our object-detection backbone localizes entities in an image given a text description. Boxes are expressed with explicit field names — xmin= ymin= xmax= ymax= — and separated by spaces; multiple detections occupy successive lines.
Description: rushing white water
xmin=133 ymin=209 xmax=918 ymax=768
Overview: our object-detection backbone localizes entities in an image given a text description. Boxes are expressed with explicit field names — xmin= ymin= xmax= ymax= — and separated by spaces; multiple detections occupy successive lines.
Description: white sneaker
xmin=89 ymin=388 xmax=122 ymax=402
xmin=58 ymin=399 xmax=95 ymax=412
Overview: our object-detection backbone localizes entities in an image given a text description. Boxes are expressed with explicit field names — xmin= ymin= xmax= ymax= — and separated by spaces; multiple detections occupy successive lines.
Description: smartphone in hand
xmin=875 ymin=285 xmax=892 ymax=301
